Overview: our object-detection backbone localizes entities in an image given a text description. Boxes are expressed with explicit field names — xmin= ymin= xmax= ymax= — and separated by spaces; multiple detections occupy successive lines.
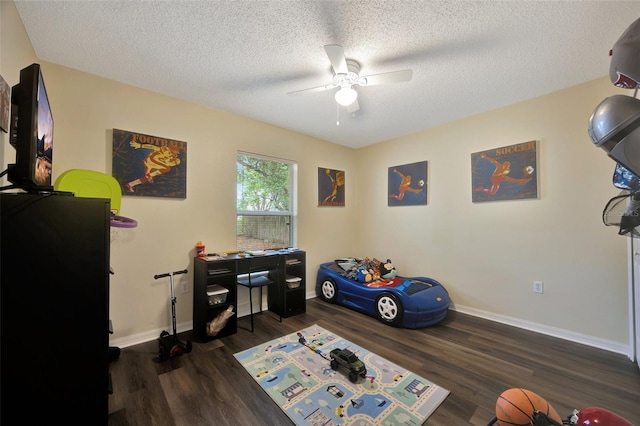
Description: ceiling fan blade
xmin=361 ymin=69 xmax=413 ymax=86
xmin=287 ymin=83 xmax=336 ymax=96
xmin=324 ymin=44 xmax=349 ymax=75
xmin=346 ymin=99 xmax=359 ymax=113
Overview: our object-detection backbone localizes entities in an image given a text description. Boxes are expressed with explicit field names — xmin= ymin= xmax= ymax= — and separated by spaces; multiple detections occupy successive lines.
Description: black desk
xmin=193 ymin=250 xmax=306 ymax=341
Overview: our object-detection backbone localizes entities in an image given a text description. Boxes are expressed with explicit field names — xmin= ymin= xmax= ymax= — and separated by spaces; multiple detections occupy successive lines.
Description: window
xmin=237 ymin=152 xmax=296 ymax=251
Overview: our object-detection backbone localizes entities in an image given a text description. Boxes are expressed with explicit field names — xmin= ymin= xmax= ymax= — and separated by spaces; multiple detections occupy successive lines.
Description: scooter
xmin=155 ymin=269 xmax=192 ymax=361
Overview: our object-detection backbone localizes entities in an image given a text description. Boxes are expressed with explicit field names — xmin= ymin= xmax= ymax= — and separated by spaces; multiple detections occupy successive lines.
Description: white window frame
xmin=236 ymin=151 xmax=297 ymax=250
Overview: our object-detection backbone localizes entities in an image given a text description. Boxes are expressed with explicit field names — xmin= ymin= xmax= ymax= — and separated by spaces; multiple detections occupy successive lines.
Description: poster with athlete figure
xmin=112 ymin=129 xmax=187 ymax=198
xmin=318 ymin=167 xmax=345 ymax=207
xmin=388 ymin=161 xmax=427 ymax=206
xmin=471 ymin=140 xmax=538 ymax=203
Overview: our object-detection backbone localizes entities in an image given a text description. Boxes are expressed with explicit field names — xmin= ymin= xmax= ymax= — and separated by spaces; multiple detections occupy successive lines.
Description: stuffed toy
xmin=356 ymin=267 xmax=372 ymax=283
xmin=381 ymin=259 xmax=397 ymax=279
xmin=369 ymin=268 xmax=381 ymax=282
xmin=368 ymin=258 xmax=381 ymax=273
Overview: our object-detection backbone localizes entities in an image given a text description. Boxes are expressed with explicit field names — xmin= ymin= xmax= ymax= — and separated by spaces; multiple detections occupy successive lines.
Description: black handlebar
xmin=154 ymin=269 xmax=188 ymax=279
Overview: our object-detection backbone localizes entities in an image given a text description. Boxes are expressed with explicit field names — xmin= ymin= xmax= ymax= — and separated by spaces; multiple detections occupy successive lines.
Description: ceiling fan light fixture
xmin=335 ymin=86 xmax=357 ymax=106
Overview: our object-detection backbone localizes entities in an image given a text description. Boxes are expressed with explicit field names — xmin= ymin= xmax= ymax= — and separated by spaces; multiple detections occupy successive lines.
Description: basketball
xmin=495 ymin=388 xmax=562 ymax=426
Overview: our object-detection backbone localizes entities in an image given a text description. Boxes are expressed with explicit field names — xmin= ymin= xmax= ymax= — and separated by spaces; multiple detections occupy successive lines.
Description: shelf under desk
xmin=193 ymin=250 xmax=306 ymax=339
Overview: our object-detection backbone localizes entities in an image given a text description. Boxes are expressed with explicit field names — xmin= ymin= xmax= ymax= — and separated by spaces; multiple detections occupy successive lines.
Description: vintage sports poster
xmin=112 ymin=129 xmax=187 ymax=198
xmin=0 ymin=74 xmax=9 ymax=133
xmin=388 ymin=161 xmax=427 ymax=206
xmin=471 ymin=140 xmax=538 ymax=203
xmin=318 ymin=167 xmax=345 ymax=207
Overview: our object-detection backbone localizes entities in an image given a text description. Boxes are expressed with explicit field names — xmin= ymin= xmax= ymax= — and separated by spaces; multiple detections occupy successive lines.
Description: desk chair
xmin=236 ymin=255 xmax=282 ymax=332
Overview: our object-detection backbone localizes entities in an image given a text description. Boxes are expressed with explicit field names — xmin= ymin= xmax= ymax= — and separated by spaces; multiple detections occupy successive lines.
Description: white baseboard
xmin=110 ymin=293 xmax=272 ymax=348
xmin=110 ymin=321 xmax=194 ymax=349
xmin=452 ymin=304 xmax=630 ymax=357
xmin=111 ymin=297 xmax=631 ymax=358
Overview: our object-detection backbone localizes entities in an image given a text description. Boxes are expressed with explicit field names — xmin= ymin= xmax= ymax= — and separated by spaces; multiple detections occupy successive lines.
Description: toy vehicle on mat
xmin=316 ymin=259 xmax=450 ymax=328
xmin=330 ymin=348 xmax=367 ymax=383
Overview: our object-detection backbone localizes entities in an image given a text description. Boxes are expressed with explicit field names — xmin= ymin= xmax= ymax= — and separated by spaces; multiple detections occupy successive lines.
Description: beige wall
xmin=2 ymin=1 xmax=632 ymax=353
xmin=357 ymin=77 xmax=631 ymax=350
xmin=1 ymin=1 xmax=360 ymax=345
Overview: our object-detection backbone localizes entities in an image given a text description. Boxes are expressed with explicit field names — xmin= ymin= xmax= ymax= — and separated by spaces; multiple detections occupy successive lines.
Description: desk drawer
xmin=207 ymin=260 xmax=236 ymax=275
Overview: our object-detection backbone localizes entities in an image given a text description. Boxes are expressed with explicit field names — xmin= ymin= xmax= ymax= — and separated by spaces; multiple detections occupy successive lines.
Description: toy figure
xmin=356 ymin=267 xmax=372 ymax=283
xmin=381 ymin=259 xmax=397 ymax=279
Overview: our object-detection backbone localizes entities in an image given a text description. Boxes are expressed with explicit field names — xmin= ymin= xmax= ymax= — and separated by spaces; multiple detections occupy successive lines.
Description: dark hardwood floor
xmin=108 ymin=298 xmax=640 ymax=425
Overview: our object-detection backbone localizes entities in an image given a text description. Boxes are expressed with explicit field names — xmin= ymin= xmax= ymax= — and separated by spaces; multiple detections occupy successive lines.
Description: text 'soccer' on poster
xmin=471 ymin=141 xmax=538 ymax=203
xmin=112 ymin=129 xmax=187 ymax=198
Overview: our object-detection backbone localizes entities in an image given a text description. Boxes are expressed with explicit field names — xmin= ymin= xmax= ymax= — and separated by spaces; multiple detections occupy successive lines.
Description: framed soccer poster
xmin=388 ymin=161 xmax=427 ymax=206
xmin=471 ymin=140 xmax=538 ymax=203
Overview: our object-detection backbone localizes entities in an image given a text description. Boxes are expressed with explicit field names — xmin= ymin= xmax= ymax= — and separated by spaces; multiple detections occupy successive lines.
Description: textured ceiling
xmin=13 ymin=1 xmax=640 ymax=149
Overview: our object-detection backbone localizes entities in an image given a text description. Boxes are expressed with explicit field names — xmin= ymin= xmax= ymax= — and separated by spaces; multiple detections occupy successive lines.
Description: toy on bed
xmin=316 ymin=257 xmax=449 ymax=328
xmin=381 ymin=259 xmax=397 ymax=279
xmin=344 ymin=257 xmax=396 ymax=283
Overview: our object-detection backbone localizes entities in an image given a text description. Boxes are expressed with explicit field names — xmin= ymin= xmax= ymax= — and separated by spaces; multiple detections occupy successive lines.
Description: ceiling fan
xmin=287 ymin=44 xmax=413 ymax=114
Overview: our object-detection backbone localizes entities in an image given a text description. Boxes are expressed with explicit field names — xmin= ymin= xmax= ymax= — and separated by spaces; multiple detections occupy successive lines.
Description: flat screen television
xmin=6 ymin=63 xmax=54 ymax=191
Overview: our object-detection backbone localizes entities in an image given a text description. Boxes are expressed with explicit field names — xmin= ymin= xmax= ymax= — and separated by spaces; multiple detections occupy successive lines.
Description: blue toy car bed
xmin=315 ymin=259 xmax=450 ymax=328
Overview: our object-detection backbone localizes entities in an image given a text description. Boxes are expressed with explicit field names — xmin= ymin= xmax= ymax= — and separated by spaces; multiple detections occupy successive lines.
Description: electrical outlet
xmin=533 ymin=281 xmax=543 ymax=294
xmin=180 ymin=281 xmax=188 ymax=293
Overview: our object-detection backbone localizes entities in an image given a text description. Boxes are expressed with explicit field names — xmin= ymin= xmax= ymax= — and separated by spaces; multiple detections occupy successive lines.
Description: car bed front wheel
xmin=320 ymin=278 xmax=338 ymax=303
xmin=375 ymin=293 xmax=402 ymax=326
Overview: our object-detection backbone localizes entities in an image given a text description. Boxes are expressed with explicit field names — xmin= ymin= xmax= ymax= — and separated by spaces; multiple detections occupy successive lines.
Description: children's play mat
xmin=234 ymin=324 xmax=449 ymax=425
